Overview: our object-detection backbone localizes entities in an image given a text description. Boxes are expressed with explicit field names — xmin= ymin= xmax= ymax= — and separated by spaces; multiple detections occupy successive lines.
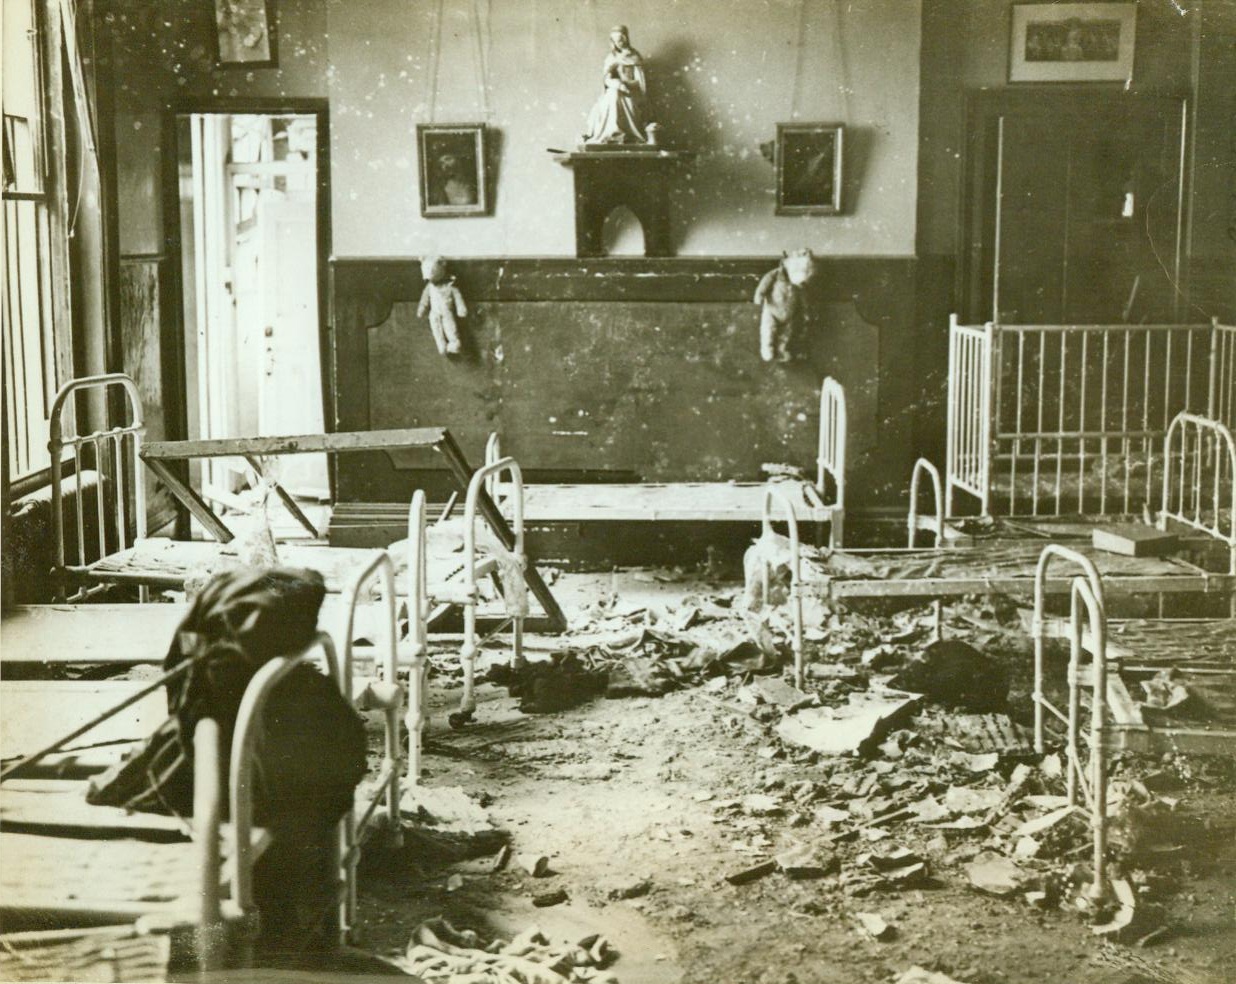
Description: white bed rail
xmin=1031 ymin=547 xmax=1110 ymax=900
xmin=336 ymin=551 xmax=404 ymax=942
xmin=947 ymin=318 xmax=1233 ymax=519
xmin=403 ymin=491 xmax=430 ymax=787
xmin=49 ymin=373 xmax=147 ymax=601
xmin=907 ymin=458 xmax=945 ymax=548
xmin=227 ymin=629 xmax=341 ymax=960
xmin=459 ymin=456 xmax=527 ymax=718
xmin=1160 ymin=411 xmax=1236 ymax=579
xmin=761 ymin=486 xmax=805 ymax=690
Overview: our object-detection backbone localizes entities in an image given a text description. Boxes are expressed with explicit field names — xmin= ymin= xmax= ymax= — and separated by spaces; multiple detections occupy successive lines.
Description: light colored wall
xmin=324 ymin=0 xmax=921 ymax=257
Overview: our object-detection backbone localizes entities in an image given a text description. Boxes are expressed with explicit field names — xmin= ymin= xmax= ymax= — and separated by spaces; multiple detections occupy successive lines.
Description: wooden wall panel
xmin=333 ymin=257 xmax=917 ymax=506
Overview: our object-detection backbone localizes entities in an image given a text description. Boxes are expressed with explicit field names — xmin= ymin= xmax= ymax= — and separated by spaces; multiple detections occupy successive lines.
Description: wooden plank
xmin=142 ymin=427 xmax=447 ymax=460
xmin=243 ymin=453 xmax=319 ymax=538
xmin=142 ymin=458 xmax=234 ymax=543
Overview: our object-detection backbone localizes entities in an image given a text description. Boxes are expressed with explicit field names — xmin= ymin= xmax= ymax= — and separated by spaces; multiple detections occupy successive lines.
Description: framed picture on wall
xmin=1009 ymin=3 xmax=1137 ymax=83
xmin=775 ymin=123 xmax=844 ymax=216
xmin=213 ymin=0 xmax=277 ymax=68
xmin=418 ymin=124 xmax=489 ymax=218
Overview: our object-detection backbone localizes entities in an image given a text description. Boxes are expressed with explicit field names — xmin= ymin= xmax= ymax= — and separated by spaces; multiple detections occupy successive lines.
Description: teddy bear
xmin=753 ymin=249 xmax=817 ymax=363
xmin=417 ymin=256 xmax=467 ymax=356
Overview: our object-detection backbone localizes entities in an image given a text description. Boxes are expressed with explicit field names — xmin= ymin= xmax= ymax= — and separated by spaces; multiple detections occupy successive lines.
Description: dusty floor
xmin=354 ymin=572 xmax=1236 ymax=984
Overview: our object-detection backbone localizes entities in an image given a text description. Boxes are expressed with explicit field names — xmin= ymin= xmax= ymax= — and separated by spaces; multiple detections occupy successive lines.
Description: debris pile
xmin=398 ymin=918 xmax=619 ymax=984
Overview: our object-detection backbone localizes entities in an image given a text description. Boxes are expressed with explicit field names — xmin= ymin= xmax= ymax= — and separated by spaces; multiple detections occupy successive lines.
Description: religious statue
xmin=581 ymin=25 xmax=655 ymax=147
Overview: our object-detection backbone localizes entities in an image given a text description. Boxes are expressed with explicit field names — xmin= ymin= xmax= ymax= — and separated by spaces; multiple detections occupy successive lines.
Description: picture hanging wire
xmin=790 ymin=0 xmax=852 ymax=125
xmin=423 ymin=0 xmax=493 ymax=122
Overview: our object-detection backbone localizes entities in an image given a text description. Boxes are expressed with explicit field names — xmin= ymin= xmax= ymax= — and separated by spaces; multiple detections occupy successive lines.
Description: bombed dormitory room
xmin=3 ymin=2 xmax=1236 ymax=983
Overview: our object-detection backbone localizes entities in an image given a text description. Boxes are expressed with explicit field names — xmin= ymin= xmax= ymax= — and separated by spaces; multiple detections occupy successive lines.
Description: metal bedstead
xmin=484 ymin=375 xmax=848 ymax=547
xmin=946 ymin=315 xmax=1236 ymax=519
xmin=760 ymin=413 xmax=1236 ymax=648
xmin=1029 ymin=544 xmax=1236 ymax=901
xmin=48 ymin=374 xmax=147 ymax=602
xmin=1 ymin=550 xmax=408 ymax=963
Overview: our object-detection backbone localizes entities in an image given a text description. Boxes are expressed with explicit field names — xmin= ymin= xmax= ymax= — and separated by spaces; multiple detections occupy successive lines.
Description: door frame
xmin=160 ymin=97 xmax=334 ymax=526
xmin=956 ymin=87 xmax=1190 ymax=324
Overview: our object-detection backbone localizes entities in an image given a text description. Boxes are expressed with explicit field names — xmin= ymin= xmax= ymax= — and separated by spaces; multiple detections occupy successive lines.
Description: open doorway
xmin=173 ymin=108 xmax=331 ymax=534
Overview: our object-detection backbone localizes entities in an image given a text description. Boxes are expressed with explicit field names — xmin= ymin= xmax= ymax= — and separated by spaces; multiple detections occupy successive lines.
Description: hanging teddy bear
xmin=417 ymin=255 xmax=467 ymax=356
xmin=753 ymin=249 xmax=817 ymax=363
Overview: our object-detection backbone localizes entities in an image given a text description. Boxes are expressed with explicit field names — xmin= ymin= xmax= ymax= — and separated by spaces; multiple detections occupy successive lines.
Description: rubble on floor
xmin=400 ymin=578 xmax=1232 ymax=978
xmin=397 ymin=918 xmax=619 ymax=983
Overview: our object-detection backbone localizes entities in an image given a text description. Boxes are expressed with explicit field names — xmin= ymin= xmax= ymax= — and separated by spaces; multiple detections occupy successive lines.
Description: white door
xmin=256 ymin=190 xmax=328 ymax=497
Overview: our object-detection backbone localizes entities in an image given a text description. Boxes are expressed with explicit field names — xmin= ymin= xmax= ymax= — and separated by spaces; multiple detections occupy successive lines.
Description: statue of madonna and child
xmin=579 ymin=25 xmax=661 ymax=149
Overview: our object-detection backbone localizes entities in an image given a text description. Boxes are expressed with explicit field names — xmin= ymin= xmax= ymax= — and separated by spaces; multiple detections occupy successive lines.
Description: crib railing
xmin=947 ymin=317 xmax=1234 ymax=518
xmin=817 ymin=376 xmax=847 ymax=546
xmin=49 ymin=374 xmax=147 ymax=600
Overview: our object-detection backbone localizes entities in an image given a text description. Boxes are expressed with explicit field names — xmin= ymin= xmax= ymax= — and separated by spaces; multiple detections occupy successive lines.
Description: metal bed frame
xmin=484 ymin=376 xmax=847 ymax=547
xmin=48 ymin=374 xmax=147 ymax=602
xmin=947 ymin=315 xmax=1236 ymax=519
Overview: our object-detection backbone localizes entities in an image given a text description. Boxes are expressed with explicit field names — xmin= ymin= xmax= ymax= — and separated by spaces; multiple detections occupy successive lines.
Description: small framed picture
xmin=213 ymin=0 xmax=277 ymax=68
xmin=775 ymin=123 xmax=844 ymax=216
xmin=1009 ymin=3 xmax=1137 ymax=83
xmin=417 ymin=124 xmax=489 ymax=218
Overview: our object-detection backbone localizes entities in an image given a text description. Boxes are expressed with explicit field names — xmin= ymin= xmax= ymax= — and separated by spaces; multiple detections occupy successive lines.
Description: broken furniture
xmin=1029 ymin=543 xmax=1236 ymax=902
xmin=945 ymin=315 xmax=1236 ymax=519
xmin=483 ymin=375 xmax=847 ymax=566
xmin=136 ymin=426 xmax=564 ymax=631
xmin=1 ymin=554 xmax=409 ymax=960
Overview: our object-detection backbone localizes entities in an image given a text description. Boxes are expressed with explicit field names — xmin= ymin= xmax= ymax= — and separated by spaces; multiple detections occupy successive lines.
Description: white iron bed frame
xmin=485 ymin=375 xmax=847 ymax=547
xmin=946 ymin=315 xmax=1236 ymax=519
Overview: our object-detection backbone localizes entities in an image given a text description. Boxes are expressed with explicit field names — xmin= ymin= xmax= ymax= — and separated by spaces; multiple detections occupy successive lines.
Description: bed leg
xmin=932 ymin=600 xmax=943 ymax=642
xmin=406 ymin=650 xmax=426 ymax=786
xmin=512 ymin=616 xmax=525 ymax=669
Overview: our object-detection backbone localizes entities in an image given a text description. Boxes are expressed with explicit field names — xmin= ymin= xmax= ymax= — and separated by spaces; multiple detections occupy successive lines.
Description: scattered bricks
xmin=742 ymin=793 xmax=784 ymax=817
xmin=532 ymin=888 xmax=569 ymax=908
xmin=607 ymin=878 xmax=653 ymax=901
xmin=776 ymin=845 xmax=837 ymax=880
xmin=725 ymin=859 xmax=778 ymax=886
xmin=445 ymin=873 xmax=464 ymax=892
xmin=854 ymin=912 xmax=896 ymax=941
xmin=965 ymin=854 xmax=1026 ymax=897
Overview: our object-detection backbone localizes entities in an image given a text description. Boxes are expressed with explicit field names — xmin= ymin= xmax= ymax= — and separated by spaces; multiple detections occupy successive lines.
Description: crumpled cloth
xmin=397 ymin=919 xmax=618 ymax=984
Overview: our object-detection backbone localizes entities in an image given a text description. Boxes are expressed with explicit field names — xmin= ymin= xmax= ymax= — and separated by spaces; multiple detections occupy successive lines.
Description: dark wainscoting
xmin=330 ymin=256 xmax=924 ymax=529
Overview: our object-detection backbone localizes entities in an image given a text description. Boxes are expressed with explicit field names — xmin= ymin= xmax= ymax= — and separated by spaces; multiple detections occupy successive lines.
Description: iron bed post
xmin=405 ymin=490 xmax=430 ymax=787
xmin=1068 ymin=576 xmax=1109 ymax=900
xmin=762 ymin=486 xmax=804 ymax=690
xmin=907 ymin=458 xmax=944 ymax=549
xmin=192 ymin=718 xmax=225 ymax=972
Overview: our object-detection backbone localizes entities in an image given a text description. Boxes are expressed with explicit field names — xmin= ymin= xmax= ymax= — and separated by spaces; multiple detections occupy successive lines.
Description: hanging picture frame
xmin=1009 ymin=3 xmax=1137 ymax=83
xmin=418 ymin=124 xmax=489 ymax=218
xmin=213 ymin=0 xmax=277 ymax=69
xmin=775 ymin=123 xmax=844 ymax=216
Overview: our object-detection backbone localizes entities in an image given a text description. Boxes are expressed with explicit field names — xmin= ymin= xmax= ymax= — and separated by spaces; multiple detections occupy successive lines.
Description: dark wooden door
xmin=962 ymin=92 xmax=1186 ymax=325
